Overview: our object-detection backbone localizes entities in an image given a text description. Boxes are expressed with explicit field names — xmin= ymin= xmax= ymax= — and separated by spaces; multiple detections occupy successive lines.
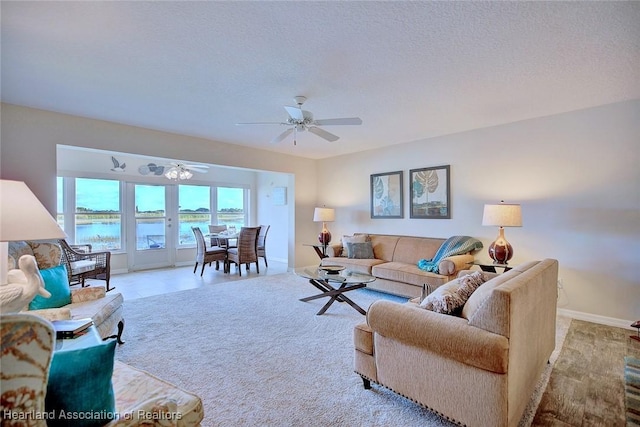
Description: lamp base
xmin=488 ymin=228 xmax=514 ymax=265
xmin=318 ymin=230 xmax=332 ymax=246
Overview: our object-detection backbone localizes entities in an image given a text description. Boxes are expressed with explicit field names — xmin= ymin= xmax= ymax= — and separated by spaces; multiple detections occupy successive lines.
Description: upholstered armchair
xmin=226 ymin=226 xmax=261 ymax=276
xmin=58 ymin=239 xmax=113 ymax=292
xmin=7 ymin=241 xmax=124 ymax=343
xmin=1 ymin=313 xmax=54 ymax=427
xmin=1 ymin=313 xmax=205 ymax=426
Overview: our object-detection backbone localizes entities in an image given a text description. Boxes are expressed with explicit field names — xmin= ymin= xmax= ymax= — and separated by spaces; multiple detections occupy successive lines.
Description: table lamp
xmin=313 ymin=207 xmax=335 ymax=246
xmin=0 ymin=180 xmax=67 ymax=285
xmin=482 ymin=201 xmax=522 ymax=265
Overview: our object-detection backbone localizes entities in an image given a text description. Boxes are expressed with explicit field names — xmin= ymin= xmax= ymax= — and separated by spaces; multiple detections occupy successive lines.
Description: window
xmin=75 ymin=178 xmax=122 ymax=250
xmin=135 ymin=184 xmax=166 ymax=250
xmin=178 ymin=185 xmax=211 ymax=245
xmin=217 ymin=187 xmax=245 ymax=232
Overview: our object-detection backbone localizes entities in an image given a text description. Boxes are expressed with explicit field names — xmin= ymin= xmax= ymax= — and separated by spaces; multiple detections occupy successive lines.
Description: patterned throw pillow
xmin=456 ymin=271 xmax=487 ymax=301
xmin=420 ymin=282 xmax=465 ymax=314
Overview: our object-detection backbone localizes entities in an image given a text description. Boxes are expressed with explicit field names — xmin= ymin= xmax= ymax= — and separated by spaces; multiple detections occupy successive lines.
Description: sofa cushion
xmin=347 ymin=241 xmax=375 ymax=259
xmin=371 ymin=262 xmax=449 ymax=288
xmin=368 ymin=234 xmax=401 ymax=261
xmin=391 ymin=236 xmax=444 ymax=265
xmin=29 ymin=264 xmax=72 ymax=310
xmin=46 ymin=338 xmax=117 ymax=427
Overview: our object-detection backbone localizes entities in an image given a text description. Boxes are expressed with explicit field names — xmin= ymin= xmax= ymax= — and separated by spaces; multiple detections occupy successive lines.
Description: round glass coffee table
xmin=294 ymin=266 xmax=376 ymax=315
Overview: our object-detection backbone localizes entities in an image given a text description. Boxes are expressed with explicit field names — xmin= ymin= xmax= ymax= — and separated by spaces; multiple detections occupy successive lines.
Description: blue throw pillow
xmin=46 ymin=338 xmax=117 ymax=427
xmin=29 ymin=264 xmax=71 ymax=310
xmin=347 ymin=241 xmax=375 ymax=259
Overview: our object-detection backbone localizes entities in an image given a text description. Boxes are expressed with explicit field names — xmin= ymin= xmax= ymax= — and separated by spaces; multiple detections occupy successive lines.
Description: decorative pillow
xmin=29 ymin=264 xmax=71 ymax=310
xmin=46 ymin=339 xmax=117 ymax=427
xmin=346 ymin=241 xmax=375 ymax=259
xmin=456 ymin=271 xmax=487 ymax=301
xmin=420 ymin=281 xmax=465 ymax=314
xmin=341 ymin=234 xmax=368 ymax=257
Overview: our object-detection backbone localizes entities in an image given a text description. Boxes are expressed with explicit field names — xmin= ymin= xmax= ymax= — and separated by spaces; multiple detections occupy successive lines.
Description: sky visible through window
xmin=66 ymin=179 xmax=242 ymax=212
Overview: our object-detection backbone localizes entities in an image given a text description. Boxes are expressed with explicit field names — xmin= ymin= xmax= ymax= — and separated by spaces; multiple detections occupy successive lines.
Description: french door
xmin=127 ymin=183 xmax=175 ymax=271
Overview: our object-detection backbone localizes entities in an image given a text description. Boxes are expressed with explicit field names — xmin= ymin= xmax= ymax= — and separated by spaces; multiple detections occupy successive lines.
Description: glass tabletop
xmin=294 ymin=265 xmax=376 ymax=284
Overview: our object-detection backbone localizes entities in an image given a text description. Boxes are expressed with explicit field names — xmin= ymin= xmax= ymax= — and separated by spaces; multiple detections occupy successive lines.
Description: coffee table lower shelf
xmin=300 ymin=278 xmax=367 ymax=316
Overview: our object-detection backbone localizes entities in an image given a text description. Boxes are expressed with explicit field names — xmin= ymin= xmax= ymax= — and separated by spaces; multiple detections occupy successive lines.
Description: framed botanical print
xmin=410 ymin=165 xmax=450 ymax=219
xmin=370 ymin=171 xmax=403 ymax=218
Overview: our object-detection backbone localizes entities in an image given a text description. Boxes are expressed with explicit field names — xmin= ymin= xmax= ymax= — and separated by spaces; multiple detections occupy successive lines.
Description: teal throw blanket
xmin=417 ymin=235 xmax=483 ymax=273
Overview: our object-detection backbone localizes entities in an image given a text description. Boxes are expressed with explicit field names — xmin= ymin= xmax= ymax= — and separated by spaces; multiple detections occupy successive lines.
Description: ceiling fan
xmin=236 ymin=96 xmax=363 ymax=145
xmin=164 ymin=162 xmax=209 ymax=181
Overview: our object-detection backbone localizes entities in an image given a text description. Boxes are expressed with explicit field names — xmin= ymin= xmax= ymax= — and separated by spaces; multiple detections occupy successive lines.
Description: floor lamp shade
xmin=482 ymin=202 xmax=522 ymax=264
xmin=0 ymin=180 xmax=67 ymax=284
xmin=313 ymin=207 xmax=335 ymax=245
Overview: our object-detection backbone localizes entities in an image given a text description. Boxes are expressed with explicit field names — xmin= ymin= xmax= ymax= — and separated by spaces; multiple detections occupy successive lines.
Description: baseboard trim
xmin=558 ymin=308 xmax=635 ymax=331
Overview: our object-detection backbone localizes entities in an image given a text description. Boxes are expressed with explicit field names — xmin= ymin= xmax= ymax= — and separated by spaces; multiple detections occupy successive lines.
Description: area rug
xmin=116 ymin=273 xmax=569 ymax=427
xmin=532 ymin=319 xmax=640 ymax=426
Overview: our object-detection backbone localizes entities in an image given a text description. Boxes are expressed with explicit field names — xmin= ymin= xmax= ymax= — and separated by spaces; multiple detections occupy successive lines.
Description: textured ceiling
xmin=2 ymin=1 xmax=639 ymax=160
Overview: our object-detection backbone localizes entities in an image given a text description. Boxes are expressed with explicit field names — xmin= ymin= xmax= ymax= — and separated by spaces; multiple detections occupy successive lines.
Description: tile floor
xmin=103 ymin=259 xmax=289 ymax=301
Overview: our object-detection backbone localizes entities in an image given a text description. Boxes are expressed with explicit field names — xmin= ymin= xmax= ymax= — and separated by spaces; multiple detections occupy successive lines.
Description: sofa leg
xmin=105 ymin=319 xmax=126 ymax=345
xmin=362 ymin=377 xmax=371 ymax=389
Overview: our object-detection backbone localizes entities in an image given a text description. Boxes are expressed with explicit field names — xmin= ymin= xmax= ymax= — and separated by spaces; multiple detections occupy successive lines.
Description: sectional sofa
xmin=321 ymin=233 xmax=481 ymax=298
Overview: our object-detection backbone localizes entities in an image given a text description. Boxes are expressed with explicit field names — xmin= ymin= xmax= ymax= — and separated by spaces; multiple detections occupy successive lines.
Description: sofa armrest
xmin=438 ymin=254 xmax=475 ymax=276
xmin=28 ymin=307 xmax=72 ymax=321
xmin=326 ymin=244 xmax=343 ymax=258
xmin=71 ymin=286 xmax=107 ymax=303
xmin=367 ymin=300 xmax=509 ymax=374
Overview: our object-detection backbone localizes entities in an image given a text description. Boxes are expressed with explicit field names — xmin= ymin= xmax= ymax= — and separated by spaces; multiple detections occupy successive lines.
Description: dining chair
xmin=257 ymin=224 xmax=271 ymax=267
xmin=192 ymin=227 xmax=227 ymax=276
xmin=225 ymin=226 xmax=261 ymax=277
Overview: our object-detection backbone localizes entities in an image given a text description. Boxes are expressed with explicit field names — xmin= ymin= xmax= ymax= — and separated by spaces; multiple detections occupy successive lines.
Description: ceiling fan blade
xmin=284 ymin=106 xmax=304 ymax=121
xmin=314 ymin=117 xmax=362 ymax=126
xmin=308 ymin=126 xmax=339 ymax=142
xmin=271 ymin=128 xmax=294 ymax=144
xmin=236 ymin=122 xmax=288 ymax=125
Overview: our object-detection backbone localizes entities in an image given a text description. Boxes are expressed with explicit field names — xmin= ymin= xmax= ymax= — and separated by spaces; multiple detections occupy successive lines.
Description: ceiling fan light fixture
xmin=164 ymin=166 xmax=193 ymax=181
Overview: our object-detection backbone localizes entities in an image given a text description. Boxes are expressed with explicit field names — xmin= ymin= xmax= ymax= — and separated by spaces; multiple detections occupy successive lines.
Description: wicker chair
xmin=225 ymin=226 xmax=261 ymax=277
xmin=58 ymin=239 xmax=113 ymax=292
xmin=208 ymin=224 xmax=228 ymax=246
xmin=192 ymin=226 xmax=227 ymax=276
xmin=257 ymin=224 xmax=271 ymax=267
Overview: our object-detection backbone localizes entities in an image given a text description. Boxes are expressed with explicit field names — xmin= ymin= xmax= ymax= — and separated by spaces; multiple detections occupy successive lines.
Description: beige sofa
xmin=8 ymin=240 xmax=124 ymax=342
xmin=354 ymin=259 xmax=559 ymax=427
xmin=321 ymin=233 xmax=481 ymax=298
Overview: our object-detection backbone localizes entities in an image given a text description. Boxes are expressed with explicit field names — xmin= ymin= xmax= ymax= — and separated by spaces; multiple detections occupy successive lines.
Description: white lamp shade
xmin=313 ymin=207 xmax=335 ymax=222
xmin=0 ymin=180 xmax=67 ymax=241
xmin=482 ymin=203 xmax=522 ymax=227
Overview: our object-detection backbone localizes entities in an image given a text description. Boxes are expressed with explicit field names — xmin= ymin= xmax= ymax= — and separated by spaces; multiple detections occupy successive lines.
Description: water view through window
xmin=59 ymin=177 xmax=246 ymax=250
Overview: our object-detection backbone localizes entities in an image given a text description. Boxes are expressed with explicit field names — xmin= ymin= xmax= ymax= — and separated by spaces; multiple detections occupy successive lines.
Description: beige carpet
xmin=117 ymin=273 xmax=571 ymax=427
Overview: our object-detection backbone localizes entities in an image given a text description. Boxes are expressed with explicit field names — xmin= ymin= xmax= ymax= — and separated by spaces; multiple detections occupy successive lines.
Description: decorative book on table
xmin=52 ymin=318 xmax=93 ymax=338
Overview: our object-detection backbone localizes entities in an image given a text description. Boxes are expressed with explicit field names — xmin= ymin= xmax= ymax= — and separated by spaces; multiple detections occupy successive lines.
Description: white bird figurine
xmin=0 ymin=255 xmax=51 ymax=313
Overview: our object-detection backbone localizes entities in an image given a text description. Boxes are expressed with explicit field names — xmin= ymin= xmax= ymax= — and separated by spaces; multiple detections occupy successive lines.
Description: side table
xmin=304 ymin=243 xmax=329 ymax=259
xmin=471 ymin=262 xmax=512 ymax=273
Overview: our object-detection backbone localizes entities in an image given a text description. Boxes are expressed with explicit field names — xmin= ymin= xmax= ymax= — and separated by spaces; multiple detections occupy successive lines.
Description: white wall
xmin=317 ymin=100 xmax=640 ymax=325
xmin=0 ymin=104 xmax=322 ymax=268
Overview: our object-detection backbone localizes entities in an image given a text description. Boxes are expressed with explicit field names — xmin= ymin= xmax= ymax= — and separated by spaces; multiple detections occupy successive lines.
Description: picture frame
xmin=410 ymin=165 xmax=450 ymax=219
xmin=370 ymin=171 xmax=403 ymax=218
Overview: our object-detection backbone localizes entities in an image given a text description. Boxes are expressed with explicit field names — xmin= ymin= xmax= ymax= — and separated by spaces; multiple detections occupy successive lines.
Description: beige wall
xmin=0 ymin=104 xmax=321 ymax=268
xmin=317 ymin=99 xmax=640 ymax=324
xmin=2 ymin=100 xmax=638 ymax=324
